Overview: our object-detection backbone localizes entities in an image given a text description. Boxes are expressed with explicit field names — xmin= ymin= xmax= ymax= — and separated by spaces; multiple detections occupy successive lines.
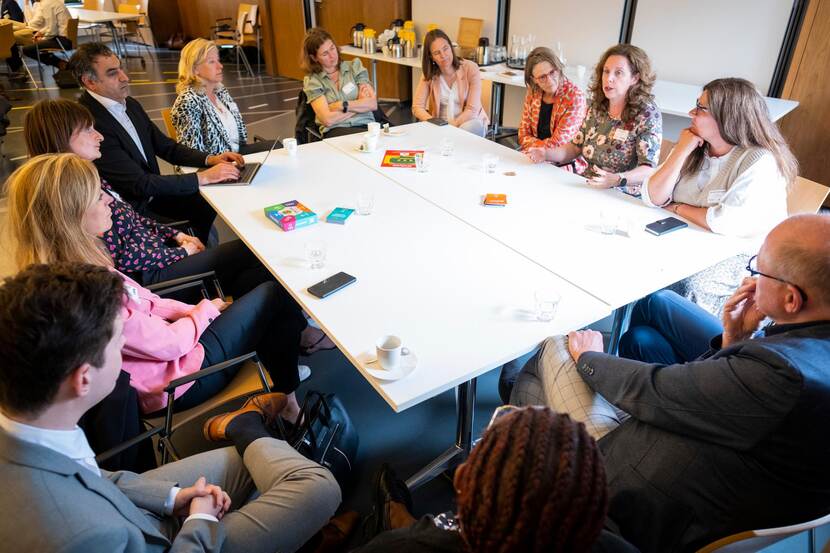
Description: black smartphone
xmin=427 ymin=117 xmax=449 ymax=126
xmin=308 ymin=272 xmax=357 ymax=299
xmin=645 ymin=216 xmax=688 ymax=236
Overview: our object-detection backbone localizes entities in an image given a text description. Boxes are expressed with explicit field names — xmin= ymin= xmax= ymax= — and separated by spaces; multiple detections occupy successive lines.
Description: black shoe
xmin=372 ymin=463 xmax=413 ymax=536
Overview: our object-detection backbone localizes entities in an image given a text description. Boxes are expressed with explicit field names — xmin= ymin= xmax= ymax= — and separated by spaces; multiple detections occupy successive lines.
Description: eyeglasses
xmin=533 ymin=68 xmax=559 ymax=85
xmin=746 ymin=255 xmax=808 ymax=302
xmin=694 ymin=100 xmax=709 ymax=114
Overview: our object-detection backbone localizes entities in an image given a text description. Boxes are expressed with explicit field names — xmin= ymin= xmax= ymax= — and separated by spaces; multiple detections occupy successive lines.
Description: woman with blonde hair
xmin=172 ymin=38 xmax=276 ymax=154
xmin=533 ymin=44 xmax=662 ymax=195
xmin=5 ymin=153 xmax=308 ymax=420
xmin=643 ymin=77 xmax=796 ymax=314
xmin=519 ymin=46 xmax=586 ymax=169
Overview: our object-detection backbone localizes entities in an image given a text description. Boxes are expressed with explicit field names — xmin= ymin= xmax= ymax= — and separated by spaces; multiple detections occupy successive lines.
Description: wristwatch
xmin=342 ymin=100 xmax=349 ymax=113
xmin=618 ymin=174 xmax=627 ymax=188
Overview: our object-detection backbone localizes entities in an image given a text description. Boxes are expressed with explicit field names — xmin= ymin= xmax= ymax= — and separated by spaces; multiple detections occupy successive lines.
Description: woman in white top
xmin=172 ymin=38 xmax=276 ymax=155
xmin=644 ymin=77 xmax=797 ymax=314
xmin=412 ymin=28 xmax=489 ymax=136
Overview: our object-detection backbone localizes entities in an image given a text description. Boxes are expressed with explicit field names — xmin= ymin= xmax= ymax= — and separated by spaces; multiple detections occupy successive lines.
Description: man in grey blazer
xmin=0 ymin=263 xmax=341 ymax=553
xmin=511 ymin=214 xmax=830 ymax=552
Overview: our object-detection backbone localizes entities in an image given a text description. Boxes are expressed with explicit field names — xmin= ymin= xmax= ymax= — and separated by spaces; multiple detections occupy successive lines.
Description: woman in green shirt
xmin=301 ymin=27 xmax=378 ymax=137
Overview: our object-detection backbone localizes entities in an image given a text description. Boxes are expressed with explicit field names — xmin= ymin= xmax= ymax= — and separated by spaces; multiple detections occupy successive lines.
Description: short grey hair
xmin=68 ymin=42 xmax=116 ymax=86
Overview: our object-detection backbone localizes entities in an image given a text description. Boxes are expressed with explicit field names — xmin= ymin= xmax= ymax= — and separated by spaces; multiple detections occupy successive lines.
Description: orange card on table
xmin=483 ymin=193 xmax=507 ymax=206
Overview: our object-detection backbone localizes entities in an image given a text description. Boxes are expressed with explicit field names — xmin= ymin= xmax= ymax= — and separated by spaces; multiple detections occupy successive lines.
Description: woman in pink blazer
xmin=413 ymin=28 xmax=490 ymax=136
xmin=5 ymin=153 xmax=308 ymax=423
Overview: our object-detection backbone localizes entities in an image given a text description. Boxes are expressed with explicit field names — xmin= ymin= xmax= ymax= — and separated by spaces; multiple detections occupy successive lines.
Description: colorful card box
xmin=326 ymin=207 xmax=355 ymax=224
xmin=264 ymin=200 xmax=317 ymax=231
xmin=381 ymin=150 xmax=423 ymax=168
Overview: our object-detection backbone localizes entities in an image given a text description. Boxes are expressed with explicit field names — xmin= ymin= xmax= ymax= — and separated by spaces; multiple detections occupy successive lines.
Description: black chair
xmin=294 ymin=89 xmax=393 ymax=145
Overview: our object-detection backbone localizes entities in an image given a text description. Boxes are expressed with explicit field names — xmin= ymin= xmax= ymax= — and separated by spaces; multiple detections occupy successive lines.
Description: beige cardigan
xmin=413 ymin=59 xmax=490 ymax=127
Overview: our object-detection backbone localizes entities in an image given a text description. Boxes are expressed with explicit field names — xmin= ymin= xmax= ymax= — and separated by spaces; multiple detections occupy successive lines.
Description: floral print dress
xmin=572 ymin=100 xmax=662 ymax=196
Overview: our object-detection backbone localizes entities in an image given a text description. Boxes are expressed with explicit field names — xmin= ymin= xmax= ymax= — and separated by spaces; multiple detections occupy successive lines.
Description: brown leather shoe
xmin=203 ymin=392 xmax=288 ymax=442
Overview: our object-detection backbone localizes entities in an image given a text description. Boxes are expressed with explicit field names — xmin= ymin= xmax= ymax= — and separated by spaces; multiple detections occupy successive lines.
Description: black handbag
xmin=288 ymin=391 xmax=359 ymax=487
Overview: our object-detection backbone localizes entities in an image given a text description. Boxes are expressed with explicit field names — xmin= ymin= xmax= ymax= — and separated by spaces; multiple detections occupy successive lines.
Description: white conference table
xmin=324 ymin=122 xmax=756 ymax=312
xmin=199 ymin=141 xmax=610 ymax=487
xmin=340 ymin=45 xmax=799 ymax=127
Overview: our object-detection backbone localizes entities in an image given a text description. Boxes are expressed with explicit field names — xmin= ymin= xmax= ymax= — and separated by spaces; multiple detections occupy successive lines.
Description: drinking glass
xmin=599 ymin=210 xmax=618 ymax=235
xmin=535 ymin=290 xmax=561 ymax=322
xmin=440 ymin=138 xmax=454 ymax=156
xmin=356 ymin=190 xmax=375 ymax=215
xmin=482 ymin=154 xmax=499 ymax=174
xmin=304 ymin=241 xmax=327 ymax=270
xmin=415 ymin=152 xmax=429 ymax=173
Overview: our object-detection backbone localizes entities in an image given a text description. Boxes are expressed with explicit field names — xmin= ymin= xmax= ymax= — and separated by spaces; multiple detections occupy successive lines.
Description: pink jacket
xmin=118 ymin=271 xmax=221 ymax=413
xmin=413 ymin=59 xmax=490 ymax=127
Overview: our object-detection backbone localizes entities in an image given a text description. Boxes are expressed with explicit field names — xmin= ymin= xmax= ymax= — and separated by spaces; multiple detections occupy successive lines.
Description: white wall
xmin=631 ymin=0 xmax=792 ymax=92
xmin=411 ymin=0 xmax=499 ymax=45
xmin=502 ymin=0 xmax=625 ymax=126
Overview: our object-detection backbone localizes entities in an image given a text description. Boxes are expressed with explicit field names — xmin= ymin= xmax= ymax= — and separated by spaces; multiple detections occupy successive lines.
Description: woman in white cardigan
xmin=172 ymin=38 xmax=276 ymax=155
xmin=643 ymin=77 xmax=797 ymax=314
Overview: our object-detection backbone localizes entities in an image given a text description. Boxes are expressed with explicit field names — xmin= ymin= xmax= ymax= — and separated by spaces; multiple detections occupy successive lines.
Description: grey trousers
xmin=510 ymin=335 xmax=624 ymax=441
xmin=142 ymin=438 xmax=341 ymax=553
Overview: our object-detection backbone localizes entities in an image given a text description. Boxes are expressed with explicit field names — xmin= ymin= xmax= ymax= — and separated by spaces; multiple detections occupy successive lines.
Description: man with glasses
xmin=511 ymin=213 xmax=830 ymax=553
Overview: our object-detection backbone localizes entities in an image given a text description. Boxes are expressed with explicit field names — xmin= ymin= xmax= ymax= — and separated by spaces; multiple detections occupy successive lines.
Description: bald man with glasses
xmin=510 ymin=214 xmax=830 ymax=553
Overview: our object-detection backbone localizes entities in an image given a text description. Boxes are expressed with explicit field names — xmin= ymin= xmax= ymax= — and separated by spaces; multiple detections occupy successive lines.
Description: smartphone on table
xmin=645 ymin=217 xmax=688 ymax=236
xmin=308 ymin=272 xmax=357 ymax=299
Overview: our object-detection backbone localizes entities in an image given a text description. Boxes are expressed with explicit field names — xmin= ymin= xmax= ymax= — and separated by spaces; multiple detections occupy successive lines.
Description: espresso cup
xmin=283 ymin=137 xmax=298 ymax=156
xmin=361 ymin=133 xmax=379 ymax=153
xmin=368 ymin=121 xmax=381 ymax=136
xmin=375 ymin=335 xmax=409 ymax=370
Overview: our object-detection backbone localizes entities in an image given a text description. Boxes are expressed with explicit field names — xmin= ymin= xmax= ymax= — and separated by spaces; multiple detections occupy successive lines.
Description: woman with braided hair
xmin=353 ymin=407 xmax=636 ymax=553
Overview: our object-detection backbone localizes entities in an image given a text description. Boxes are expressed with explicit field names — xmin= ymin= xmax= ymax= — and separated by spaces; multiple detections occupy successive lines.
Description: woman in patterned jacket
xmin=172 ymin=38 xmax=276 ymax=155
xmin=519 ymin=47 xmax=587 ymax=172
xmin=531 ymin=44 xmax=662 ymax=197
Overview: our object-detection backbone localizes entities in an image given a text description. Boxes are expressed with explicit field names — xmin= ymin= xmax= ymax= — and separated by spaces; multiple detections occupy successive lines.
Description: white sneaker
xmin=298 ymin=365 xmax=311 ymax=382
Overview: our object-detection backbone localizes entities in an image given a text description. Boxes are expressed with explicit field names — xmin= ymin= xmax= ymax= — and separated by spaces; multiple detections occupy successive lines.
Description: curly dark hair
xmin=0 ymin=263 xmax=123 ymax=415
xmin=588 ymin=43 xmax=655 ymax=123
xmin=455 ymin=408 xmax=608 ymax=553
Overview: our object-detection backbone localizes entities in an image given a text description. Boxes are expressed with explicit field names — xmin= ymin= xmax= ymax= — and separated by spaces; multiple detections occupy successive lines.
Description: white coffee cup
xmin=283 ymin=137 xmax=298 ymax=156
xmin=368 ymin=122 xmax=381 ymax=136
xmin=361 ymin=133 xmax=379 ymax=153
xmin=375 ymin=335 xmax=410 ymax=370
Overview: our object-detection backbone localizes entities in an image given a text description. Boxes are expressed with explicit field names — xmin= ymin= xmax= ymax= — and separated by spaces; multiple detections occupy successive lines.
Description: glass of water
xmin=415 ymin=152 xmax=429 ymax=173
xmin=599 ymin=210 xmax=618 ymax=235
xmin=440 ymin=138 xmax=454 ymax=156
xmin=535 ymin=290 xmax=561 ymax=322
xmin=356 ymin=190 xmax=375 ymax=215
xmin=305 ymin=241 xmax=326 ymax=270
xmin=483 ymin=154 xmax=499 ymax=174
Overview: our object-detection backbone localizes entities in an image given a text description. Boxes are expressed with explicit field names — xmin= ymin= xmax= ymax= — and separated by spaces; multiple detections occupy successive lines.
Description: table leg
xmin=490 ymin=82 xmax=504 ymax=137
xmin=371 ymin=59 xmax=378 ymax=93
xmin=607 ymin=302 xmax=634 ymax=356
xmin=108 ymin=22 xmax=123 ymax=57
xmin=405 ymin=378 xmax=476 ymax=491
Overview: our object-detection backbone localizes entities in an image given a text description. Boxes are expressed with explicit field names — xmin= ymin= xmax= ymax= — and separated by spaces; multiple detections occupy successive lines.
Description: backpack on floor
xmin=288 ymin=391 xmax=359 ymax=488
xmin=53 ymin=69 xmax=79 ymax=89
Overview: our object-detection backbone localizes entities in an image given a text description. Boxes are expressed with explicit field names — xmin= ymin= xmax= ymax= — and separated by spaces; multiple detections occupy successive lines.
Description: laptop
xmin=216 ymin=140 xmax=280 ymax=185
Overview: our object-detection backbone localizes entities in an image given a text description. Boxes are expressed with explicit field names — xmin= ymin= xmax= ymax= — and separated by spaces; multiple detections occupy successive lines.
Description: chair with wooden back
xmin=0 ymin=23 xmax=38 ymax=87
xmin=787 ymin=176 xmax=830 ymax=215
xmin=695 ymin=511 xmax=830 ymax=553
xmin=211 ymin=4 xmax=257 ymax=77
xmin=116 ymin=3 xmax=154 ymax=57
xmin=34 ymin=18 xmax=79 ymax=81
xmin=83 ymin=0 xmax=104 ymax=10
xmin=161 ymin=108 xmax=177 ymax=141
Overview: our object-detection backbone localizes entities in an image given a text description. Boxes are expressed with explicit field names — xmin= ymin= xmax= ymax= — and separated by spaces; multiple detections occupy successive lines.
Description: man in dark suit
xmin=69 ymin=42 xmax=244 ymax=243
xmin=0 ymin=262 xmax=340 ymax=553
xmin=513 ymin=214 xmax=830 ymax=552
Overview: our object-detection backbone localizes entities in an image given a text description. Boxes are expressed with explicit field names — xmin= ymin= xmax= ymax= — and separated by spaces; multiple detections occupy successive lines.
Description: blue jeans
xmin=619 ymin=290 xmax=723 ymax=365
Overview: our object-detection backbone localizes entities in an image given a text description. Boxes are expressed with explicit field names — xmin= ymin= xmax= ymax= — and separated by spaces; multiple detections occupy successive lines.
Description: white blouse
xmin=642 ymin=147 xmax=788 ymax=239
xmin=212 ymin=99 xmax=240 ymax=152
xmin=438 ymin=75 xmax=462 ymax=122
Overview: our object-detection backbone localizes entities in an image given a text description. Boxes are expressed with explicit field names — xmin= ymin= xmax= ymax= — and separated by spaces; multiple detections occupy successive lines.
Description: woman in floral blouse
xmin=23 ymin=99 xmax=269 ymax=298
xmin=520 ymin=47 xmax=586 ymax=172
xmin=532 ymin=44 xmax=662 ymax=196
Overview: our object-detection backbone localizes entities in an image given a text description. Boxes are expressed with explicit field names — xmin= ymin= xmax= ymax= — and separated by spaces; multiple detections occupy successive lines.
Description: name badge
xmin=613 ymin=128 xmax=630 ymax=142
xmin=341 ymin=81 xmax=356 ymax=96
xmin=124 ymin=284 xmax=140 ymax=303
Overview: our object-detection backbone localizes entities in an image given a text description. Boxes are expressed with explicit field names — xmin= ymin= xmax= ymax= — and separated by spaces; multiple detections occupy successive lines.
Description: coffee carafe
xmin=476 ymin=37 xmax=490 ymax=65
xmin=351 ymin=23 xmax=365 ymax=48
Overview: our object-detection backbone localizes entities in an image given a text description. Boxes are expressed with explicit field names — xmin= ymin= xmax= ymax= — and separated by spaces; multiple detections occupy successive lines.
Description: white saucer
xmin=364 ymin=351 xmax=417 ymax=381
xmin=355 ymin=145 xmax=377 ymax=154
xmin=383 ymin=128 xmax=408 ymax=137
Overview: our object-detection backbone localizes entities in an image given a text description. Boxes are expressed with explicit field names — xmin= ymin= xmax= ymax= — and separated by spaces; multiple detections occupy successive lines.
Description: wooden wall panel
xmin=148 ymin=0 xmax=183 ymax=46
xmin=176 ymin=0 xmax=246 ymax=39
xmin=264 ymin=0 xmax=307 ymax=80
xmin=780 ymin=0 xmax=830 ymax=194
xmin=314 ymin=0 xmax=411 ymax=101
